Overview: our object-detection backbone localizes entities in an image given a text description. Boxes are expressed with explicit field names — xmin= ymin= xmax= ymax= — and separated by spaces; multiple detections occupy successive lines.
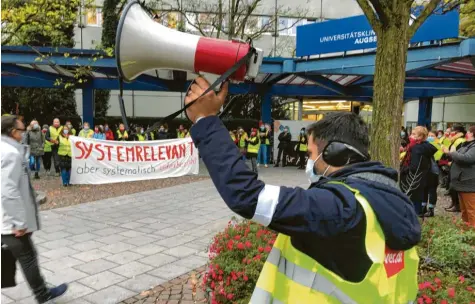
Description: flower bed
xmin=203 ymin=216 xmax=474 ymax=304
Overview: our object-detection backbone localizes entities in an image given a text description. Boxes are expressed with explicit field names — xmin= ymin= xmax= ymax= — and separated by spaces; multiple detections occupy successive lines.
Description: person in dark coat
xmin=443 ymin=125 xmax=475 ymax=225
xmin=26 ymin=120 xmax=44 ymax=179
xmin=274 ymin=127 xmax=291 ymax=167
xmin=156 ymin=125 xmax=169 ymax=140
xmin=400 ymin=126 xmax=437 ymax=216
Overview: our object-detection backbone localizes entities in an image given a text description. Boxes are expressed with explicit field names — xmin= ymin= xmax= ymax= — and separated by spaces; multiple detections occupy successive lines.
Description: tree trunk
xmin=370 ymin=12 xmax=410 ymax=170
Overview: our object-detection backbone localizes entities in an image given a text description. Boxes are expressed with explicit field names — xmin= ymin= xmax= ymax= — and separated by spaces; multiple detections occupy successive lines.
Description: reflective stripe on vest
xmin=451 ymin=137 xmax=466 ymax=152
xmin=49 ymin=126 xmax=62 ymax=141
xmin=58 ymin=136 xmax=72 ymax=157
xmin=247 ymin=137 xmax=260 ymax=153
xmin=251 ymin=182 xmax=419 ymax=303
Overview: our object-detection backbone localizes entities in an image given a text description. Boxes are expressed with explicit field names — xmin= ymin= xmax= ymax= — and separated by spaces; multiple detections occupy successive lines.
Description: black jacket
xmin=277 ymin=132 xmax=291 ymax=149
xmin=191 ymin=116 xmax=421 ymax=282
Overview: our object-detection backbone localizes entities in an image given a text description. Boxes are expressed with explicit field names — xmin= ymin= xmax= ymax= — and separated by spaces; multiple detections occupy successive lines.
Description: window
xmin=289 ymin=18 xmax=305 ymax=36
xmin=86 ymin=7 xmax=102 ymax=26
xmin=278 ymin=17 xmax=290 ymax=35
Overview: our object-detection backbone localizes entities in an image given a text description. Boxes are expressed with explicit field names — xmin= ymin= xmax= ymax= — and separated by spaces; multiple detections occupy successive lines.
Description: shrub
xmin=417 ymin=216 xmax=475 ymax=275
xmin=203 ymin=216 xmax=474 ymax=304
xmin=202 ymin=218 xmax=277 ymax=304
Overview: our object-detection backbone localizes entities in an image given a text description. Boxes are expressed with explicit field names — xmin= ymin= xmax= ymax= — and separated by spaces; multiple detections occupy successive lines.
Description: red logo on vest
xmin=384 ymin=246 xmax=404 ymax=278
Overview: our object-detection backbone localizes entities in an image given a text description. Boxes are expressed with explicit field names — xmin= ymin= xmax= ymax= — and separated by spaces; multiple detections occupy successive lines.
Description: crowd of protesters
xmin=399 ymin=124 xmax=475 ymax=225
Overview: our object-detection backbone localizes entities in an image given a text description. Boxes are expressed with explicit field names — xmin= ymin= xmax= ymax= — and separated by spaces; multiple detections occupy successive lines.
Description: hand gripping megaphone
xmin=115 ymin=0 xmax=264 ymax=83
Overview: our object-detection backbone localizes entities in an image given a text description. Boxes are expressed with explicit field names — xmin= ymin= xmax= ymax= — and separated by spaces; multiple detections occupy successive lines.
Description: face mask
xmin=251 ymin=132 xmax=256 ymax=137
xmin=427 ymin=137 xmax=435 ymax=143
xmin=120 ymin=127 xmax=125 ymax=131
xmin=33 ymin=124 xmax=39 ymax=130
xmin=141 ymin=130 xmax=144 ymax=134
xmin=67 ymin=124 xmax=72 ymax=128
xmin=400 ymin=131 xmax=405 ymax=137
xmin=300 ymin=131 xmax=304 ymax=135
xmin=64 ymin=130 xmax=69 ymax=135
xmin=437 ymin=134 xmax=442 ymax=139
xmin=305 ymin=153 xmax=330 ymax=184
xmin=95 ymin=128 xmax=99 ymax=132
xmin=105 ymin=127 xmax=109 ymax=131
xmin=42 ymin=129 xmax=47 ymax=133
xmin=84 ymin=126 xmax=89 ymax=131
xmin=159 ymin=128 xmax=164 ymax=132
xmin=284 ymin=129 xmax=288 ymax=133
xmin=260 ymin=126 xmax=265 ymax=130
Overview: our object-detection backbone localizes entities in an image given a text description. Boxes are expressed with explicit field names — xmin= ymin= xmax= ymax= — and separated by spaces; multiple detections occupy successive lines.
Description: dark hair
xmin=307 ymin=112 xmax=369 ymax=154
xmin=468 ymin=125 xmax=475 ymax=134
xmin=1 ymin=115 xmax=19 ymax=135
xmin=452 ymin=124 xmax=466 ymax=134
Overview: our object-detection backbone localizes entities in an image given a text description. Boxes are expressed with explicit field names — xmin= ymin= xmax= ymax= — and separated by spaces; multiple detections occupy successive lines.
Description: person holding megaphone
xmin=185 ymin=77 xmax=421 ymax=303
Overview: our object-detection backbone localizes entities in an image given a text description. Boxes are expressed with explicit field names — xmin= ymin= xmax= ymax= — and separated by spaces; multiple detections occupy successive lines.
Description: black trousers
xmin=42 ymin=152 xmax=52 ymax=171
xmin=51 ymin=147 xmax=60 ymax=173
xmin=423 ymin=173 xmax=439 ymax=206
xmin=1 ymin=233 xmax=49 ymax=301
xmin=298 ymin=151 xmax=306 ymax=169
xmin=276 ymin=148 xmax=288 ymax=166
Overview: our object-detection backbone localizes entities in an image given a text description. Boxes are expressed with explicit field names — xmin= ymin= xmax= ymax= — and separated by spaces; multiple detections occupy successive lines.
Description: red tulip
xmin=447 ymin=287 xmax=455 ymax=298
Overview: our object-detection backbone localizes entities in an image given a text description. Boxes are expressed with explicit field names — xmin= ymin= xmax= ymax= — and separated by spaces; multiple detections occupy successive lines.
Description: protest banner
xmin=69 ymin=136 xmax=199 ymax=184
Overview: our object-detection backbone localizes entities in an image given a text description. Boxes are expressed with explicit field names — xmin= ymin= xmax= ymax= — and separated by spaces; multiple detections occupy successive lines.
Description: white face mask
xmin=305 ymin=153 xmax=330 ymax=184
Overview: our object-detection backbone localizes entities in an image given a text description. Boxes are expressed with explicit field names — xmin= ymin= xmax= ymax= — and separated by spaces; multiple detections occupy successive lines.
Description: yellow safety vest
xmin=440 ymin=136 xmax=451 ymax=147
xmin=117 ymin=130 xmax=128 ymax=140
xmin=239 ymin=133 xmax=248 ymax=148
xmin=58 ymin=136 xmax=72 ymax=157
xmin=71 ymin=128 xmax=77 ymax=136
xmin=49 ymin=126 xmax=63 ymax=141
xmin=231 ymin=134 xmax=236 ymax=142
xmin=298 ymin=135 xmax=308 ymax=152
xmin=451 ymin=137 xmax=466 ymax=152
xmin=149 ymin=132 xmax=155 ymax=140
xmin=430 ymin=141 xmax=444 ymax=161
xmin=251 ymin=182 xmax=419 ymax=304
xmin=259 ymin=130 xmax=270 ymax=145
xmin=399 ymin=151 xmax=407 ymax=162
xmin=247 ymin=137 xmax=260 ymax=154
xmin=178 ymin=131 xmax=185 ymax=138
xmin=79 ymin=129 xmax=94 ymax=138
xmin=137 ymin=134 xmax=146 ymax=141
xmin=44 ymin=138 xmax=53 ymax=152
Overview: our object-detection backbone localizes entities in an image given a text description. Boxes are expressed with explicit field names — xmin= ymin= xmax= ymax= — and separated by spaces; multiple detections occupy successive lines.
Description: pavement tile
xmin=135 ymin=218 xmax=160 ymax=224
xmin=172 ymin=255 xmax=208 ymax=269
xmin=92 ymin=227 xmax=127 ymax=237
xmin=94 ymin=234 xmax=127 ymax=244
xmin=1 ymin=282 xmax=32 ymax=300
xmin=44 ymin=267 xmax=89 ymax=285
xmin=117 ymin=273 xmax=166 ymax=293
xmin=109 ymin=261 xmax=154 ymax=278
xmin=138 ymin=253 xmax=178 ymax=268
xmin=40 ymin=238 xmax=76 ymax=250
xmin=56 ymin=282 xmax=94 ymax=302
xmin=155 ymin=235 xmax=197 ymax=248
xmin=105 ymin=251 xmax=144 ymax=265
xmin=161 ymin=245 xmax=198 ymax=258
xmin=74 ymin=258 xmax=119 ymax=275
xmin=70 ymin=240 xmax=104 ymax=252
xmin=101 ymin=241 xmax=137 ymax=253
xmin=123 ymin=236 xmax=156 ymax=247
xmin=119 ymin=222 xmax=143 ymax=229
xmin=78 ymin=270 xmax=126 ymax=290
xmin=41 ymin=256 xmax=84 ymax=272
xmin=130 ymin=243 xmax=167 ymax=256
xmin=83 ymin=285 xmax=136 ymax=304
xmin=147 ymin=263 xmax=193 ymax=280
xmin=40 ymin=247 xmax=79 ymax=260
xmin=67 ymin=233 xmax=101 ymax=243
xmin=41 ymin=231 xmax=72 ymax=241
xmin=72 ymin=249 xmax=111 ymax=262
xmin=119 ymin=230 xmax=146 ymax=238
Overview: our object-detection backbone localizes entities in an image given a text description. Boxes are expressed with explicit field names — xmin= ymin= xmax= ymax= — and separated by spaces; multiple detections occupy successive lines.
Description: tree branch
xmin=356 ymin=0 xmax=382 ymax=35
xmin=368 ymin=0 xmax=390 ymax=24
xmin=408 ymin=0 xmax=439 ymax=38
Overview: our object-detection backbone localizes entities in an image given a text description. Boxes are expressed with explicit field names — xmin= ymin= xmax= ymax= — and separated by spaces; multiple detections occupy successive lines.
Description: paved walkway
xmin=2 ymin=166 xmax=308 ymax=304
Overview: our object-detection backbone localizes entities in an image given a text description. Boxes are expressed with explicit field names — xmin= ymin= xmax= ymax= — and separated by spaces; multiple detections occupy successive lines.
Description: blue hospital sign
xmin=296 ymin=10 xmax=459 ymax=57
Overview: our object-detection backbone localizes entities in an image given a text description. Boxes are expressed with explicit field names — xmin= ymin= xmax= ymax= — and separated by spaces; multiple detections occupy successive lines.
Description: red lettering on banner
xmin=135 ymin=146 xmax=143 ymax=162
xmin=179 ymin=144 xmax=186 ymax=158
xmin=125 ymin=147 xmax=135 ymax=162
xmin=384 ymin=246 xmax=404 ymax=278
xmin=158 ymin=146 xmax=165 ymax=160
xmin=117 ymin=146 xmax=125 ymax=162
xmin=96 ymin=144 xmax=105 ymax=161
xmin=166 ymin=146 xmax=172 ymax=159
xmin=171 ymin=145 xmax=178 ymax=159
xmin=75 ymin=141 xmax=85 ymax=159
xmin=143 ymin=146 xmax=151 ymax=161
xmin=188 ymin=142 xmax=194 ymax=155
xmin=151 ymin=146 xmax=157 ymax=161
xmin=104 ymin=145 xmax=113 ymax=161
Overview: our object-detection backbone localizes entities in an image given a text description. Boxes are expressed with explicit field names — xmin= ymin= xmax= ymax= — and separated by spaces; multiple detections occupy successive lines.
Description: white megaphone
xmin=116 ymin=0 xmax=264 ymax=83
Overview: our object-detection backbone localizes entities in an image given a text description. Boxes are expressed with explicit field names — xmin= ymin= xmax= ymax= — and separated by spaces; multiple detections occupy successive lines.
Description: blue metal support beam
xmin=82 ymin=86 xmax=94 ymax=126
xmin=2 ymin=64 xmax=74 ymax=84
xmin=417 ymin=97 xmax=433 ymax=129
xmin=300 ymin=74 xmax=348 ymax=95
xmin=261 ymin=93 xmax=272 ymax=124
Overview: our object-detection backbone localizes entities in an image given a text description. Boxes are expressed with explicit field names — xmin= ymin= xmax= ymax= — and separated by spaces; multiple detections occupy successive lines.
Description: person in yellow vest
xmin=78 ymin=122 xmax=94 ymax=138
xmin=42 ymin=124 xmax=53 ymax=175
xmin=135 ymin=127 xmax=146 ymax=141
xmin=184 ymin=77 xmax=421 ymax=303
xmin=440 ymin=127 xmax=452 ymax=147
xmin=177 ymin=125 xmax=186 ymax=138
xmin=297 ymin=127 xmax=308 ymax=169
xmin=45 ymin=118 xmax=63 ymax=176
xmin=182 ymin=127 xmax=191 ymax=138
xmin=65 ymin=120 xmax=76 ymax=136
xmin=246 ymin=128 xmax=260 ymax=173
xmin=230 ymin=130 xmax=237 ymax=145
xmin=116 ymin=123 xmax=129 ymax=141
xmin=443 ymin=125 xmax=467 ymax=213
xmin=237 ymin=127 xmax=248 ymax=160
xmin=257 ymin=123 xmax=270 ymax=168
xmin=58 ymin=125 xmax=73 ymax=187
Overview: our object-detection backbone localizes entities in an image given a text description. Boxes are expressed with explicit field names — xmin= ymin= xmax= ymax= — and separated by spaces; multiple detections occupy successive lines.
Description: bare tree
xmin=149 ymin=0 xmax=307 ymax=51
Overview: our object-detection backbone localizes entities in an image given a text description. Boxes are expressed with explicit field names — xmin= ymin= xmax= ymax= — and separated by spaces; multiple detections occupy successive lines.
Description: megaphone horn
xmin=116 ymin=0 xmax=264 ymax=83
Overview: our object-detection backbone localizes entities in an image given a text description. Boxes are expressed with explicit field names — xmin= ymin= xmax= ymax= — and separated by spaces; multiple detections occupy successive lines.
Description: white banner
xmin=69 ymin=136 xmax=199 ymax=185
